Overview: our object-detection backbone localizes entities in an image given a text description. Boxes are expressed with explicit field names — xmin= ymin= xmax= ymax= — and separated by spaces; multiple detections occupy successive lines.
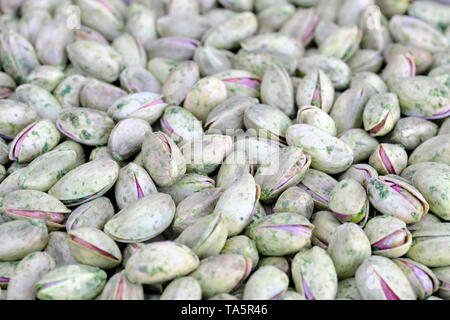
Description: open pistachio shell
xmin=364 ymin=215 xmax=412 ymax=258
xmin=243 ymin=266 xmax=289 ymax=300
xmin=100 ymin=270 xmax=144 ymax=300
xmin=176 ymin=212 xmax=228 ymax=258
xmin=114 ymin=163 xmax=157 ymax=210
xmin=248 ymin=211 xmax=314 ymax=256
xmin=3 ymin=189 xmax=71 ymax=229
xmin=394 ymin=258 xmax=439 ymax=299
xmin=367 ymin=175 xmax=429 ymax=224
xmin=292 ymin=246 xmax=338 ymax=300
xmin=142 ymin=131 xmax=186 ymax=187
xmin=68 ymin=227 xmax=122 ymax=270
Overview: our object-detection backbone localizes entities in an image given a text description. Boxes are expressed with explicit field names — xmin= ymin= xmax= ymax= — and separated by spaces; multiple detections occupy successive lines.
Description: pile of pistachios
xmin=0 ymin=0 xmax=449 ymax=301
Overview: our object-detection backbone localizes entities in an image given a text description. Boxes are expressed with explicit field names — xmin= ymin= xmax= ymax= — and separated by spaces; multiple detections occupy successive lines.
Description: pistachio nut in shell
xmin=44 ymin=231 xmax=78 ymax=266
xmin=160 ymin=276 xmax=202 ymax=300
xmin=311 ymin=210 xmax=342 ymax=249
xmin=108 ymin=92 xmax=167 ymax=125
xmin=65 ymin=197 xmax=114 ymax=232
xmin=80 ymin=78 xmax=127 ymax=112
xmin=172 ymin=188 xmax=223 ymax=234
xmin=296 ymin=70 xmax=334 ymax=113
xmin=0 ymin=167 xmax=26 ymax=197
xmin=34 ymin=19 xmax=73 ymax=68
xmin=17 ymin=149 xmax=78 ymax=192
xmin=107 ymin=118 xmax=152 ymax=161
xmin=214 ymin=70 xmax=261 ymax=99
xmin=176 ymin=212 xmax=228 ymax=258
xmin=248 ymin=212 xmax=314 ymax=256
xmin=53 ymin=75 xmax=88 ymax=109
xmin=146 ymin=37 xmax=200 ymax=61
xmin=319 ymin=26 xmax=362 ymax=62
xmin=388 ymin=76 xmax=450 ymax=119
xmin=216 ymin=149 xmax=253 ymax=189
xmin=100 ymin=270 xmax=144 ymax=300
xmin=297 ymin=54 xmax=352 ymax=90
xmin=255 ymin=146 xmax=311 ymax=203
xmin=75 ymin=0 xmax=125 ymax=41
xmin=158 ymin=173 xmax=215 ymax=205
xmin=9 ymin=119 xmax=60 ymax=163
xmin=56 ymin=108 xmax=115 ymax=147
xmin=183 ymin=76 xmax=228 ymax=123
xmin=161 ymin=61 xmax=200 ymax=106
xmin=220 ymin=235 xmax=259 ymax=272
xmin=406 ymin=223 xmax=450 ymax=268
xmin=258 ymin=257 xmax=290 ymax=276
xmin=350 ymin=71 xmax=388 ymax=101
xmin=339 ymin=164 xmax=379 ymax=189
xmin=36 ymin=264 xmax=107 ymax=300
xmin=114 ymin=163 xmax=157 ymax=210
xmin=363 ymin=93 xmax=401 ymax=137
xmin=364 ymin=215 xmax=412 ymax=258
xmin=297 ymin=169 xmax=338 ymax=210
xmin=48 ymin=160 xmax=119 ymax=207
xmin=280 ymin=8 xmax=319 ymax=47
xmin=328 ymin=179 xmax=369 ymax=225
xmin=3 ymin=189 xmax=71 ymax=229
xmin=367 ymin=175 xmax=429 ymax=224
xmin=273 ymin=186 xmax=314 ymax=219
xmin=147 ymin=57 xmax=180 ymax=84
xmin=112 ymin=34 xmax=147 ymax=69
xmin=68 ymin=227 xmax=122 ymax=270
xmin=0 ymin=219 xmax=48 ymax=261
xmin=213 ymin=173 xmax=260 ymax=236
xmin=389 ymin=117 xmax=438 ymax=151
xmin=243 ymin=266 xmax=289 ymax=300
xmin=329 ymin=88 xmax=367 ymax=136
xmin=355 ymin=255 xmax=416 ymax=300
xmin=0 ymin=99 xmax=38 ymax=140
xmin=205 ymin=92 xmax=258 ymax=134
xmin=190 ymin=253 xmax=252 ymax=298
xmin=194 ymin=46 xmax=234 ymax=77
xmin=181 ymin=134 xmax=232 ymax=175
xmin=156 ymin=14 xmax=210 ymax=40
xmin=411 ymin=167 xmax=450 ymax=221
xmin=393 ymin=258 xmax=439 ymax=299
xmin=347 ymin=50 xmax=384 ymax=74
xmin=292 ymin=246 xmax=338 ymax=300
xmin=119 ymin=67 xmax=161 ymax=94
xmin=0 ymin=29 xmax=40 ymax=83
xmin=244 ymin=104 xmax=292 ymax=144
xmin=142 ymin=131 xmax=186 ymax=187
xmin=389 ymin=15 xmax=448 ymax=53
xmin=160 ymin=106 xmax=203 ymax=145
xmin=286 ymin=124 xmax=354 ymax=174
xmin=328 ymin=223 xmax=372 ymax=279
xmin=66 ymin=40 xmax=123 ymax=83
xmin=432 ymin=267 xmax=450 ymax=300
xmin=6 ymin=251 xmax=55 ymax=300
xmin=296 ymin=105 xmax=337 ymax=137
xmin=260 ymin=64 xmax=295 ymax=117
xmin=368 ymin=143 xmax=408 ymax=175
xmin=25 ymin=66 xmax=65 ymax=92
xmin=125 ymin=242 xmax=199 ymax=285
xmin=339 ymin=129 xmax=379 ymax=164
xmin=202 ymin=12 xmax=258 ymax=50
xmin=408 ymin=134 xmax=450 ymax=166
xmin=104 ymin=193 xmax=175 ymax=243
